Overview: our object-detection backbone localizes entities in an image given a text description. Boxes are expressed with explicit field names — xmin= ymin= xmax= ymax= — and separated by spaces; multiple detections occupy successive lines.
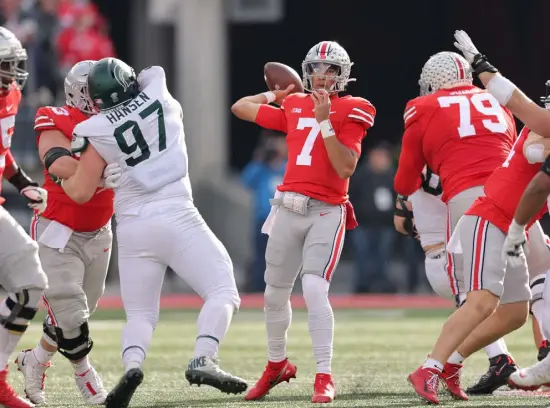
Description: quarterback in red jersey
xmin=232 ymin=41 xmax=374 ymax=403
xmin=0 ymin=27 xmax=49 ymax=408
xmin=15 ymin=61 xmax=120 ymax=406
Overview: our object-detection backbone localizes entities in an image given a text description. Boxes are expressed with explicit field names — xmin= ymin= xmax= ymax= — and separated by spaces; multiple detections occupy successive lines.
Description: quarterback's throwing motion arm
xmin=61 ymin=142 xmax=106 ymax=203
xmin=454 ymin=30 xmax=550 ymax=137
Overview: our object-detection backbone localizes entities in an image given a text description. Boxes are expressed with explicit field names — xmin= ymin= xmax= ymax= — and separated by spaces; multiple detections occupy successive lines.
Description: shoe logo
xmin=103 ymin=247 xmax=110 ymax=252
xmin=6 ymin=104 xmax=12 ymax=111
xmin=269 ymin=364 xmax=287 ymax=388
xmin=519 ymin=371 xmax=527 ymax=378
xmin=320 ymin=212 xmax=330 ymax=216
xmin=495 ymin=364 xmax=506 ymax=376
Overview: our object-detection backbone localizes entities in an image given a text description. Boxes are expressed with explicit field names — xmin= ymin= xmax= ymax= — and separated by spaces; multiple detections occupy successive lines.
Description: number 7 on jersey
xmin=296 ymin=117 xmax=320 ymax=166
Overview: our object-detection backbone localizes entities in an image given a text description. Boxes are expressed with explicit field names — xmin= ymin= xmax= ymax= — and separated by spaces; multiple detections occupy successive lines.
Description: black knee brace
xmin=55 ymin=322 xmax=94 ymax=361
xmin=0 ymin=290 xmax=38 ymax=334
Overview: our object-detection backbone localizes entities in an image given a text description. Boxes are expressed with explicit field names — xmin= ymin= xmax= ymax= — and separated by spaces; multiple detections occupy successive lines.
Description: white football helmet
xmin=0 ymin=27 xmax=28 ymax=89
xmin=65 ymin=60 xmax=97 ymax=114
xmin=302 ymin=41 xmax=355 ymax=93
xmin=419 ymin=51 xmax=472 ymax=96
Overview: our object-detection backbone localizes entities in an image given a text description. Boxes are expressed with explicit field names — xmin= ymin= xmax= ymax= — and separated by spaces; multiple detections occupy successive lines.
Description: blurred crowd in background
xmin=1 ymin=0 xmax=438 ymax=296
xmin=0 ymin=0 xmax=114 ymax=169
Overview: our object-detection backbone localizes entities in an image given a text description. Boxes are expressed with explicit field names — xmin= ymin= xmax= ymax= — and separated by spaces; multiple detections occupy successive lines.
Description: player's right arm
xmin=523 ymin=131 xmax=550 ymax=163
xmin=454 ymin=30 xmax=550 ymax=137
xmin=394 ymin=101 xmax=427 ymax=196
xmin=35 ymin=108 xmax=78 ymax=179
xmin=231 ymin=85 xmax=294 ymax=127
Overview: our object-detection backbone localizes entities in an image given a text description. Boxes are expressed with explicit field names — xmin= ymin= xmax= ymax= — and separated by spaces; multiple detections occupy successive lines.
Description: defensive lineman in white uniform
xmin=58 ymin=58 xmax=247 ymax=408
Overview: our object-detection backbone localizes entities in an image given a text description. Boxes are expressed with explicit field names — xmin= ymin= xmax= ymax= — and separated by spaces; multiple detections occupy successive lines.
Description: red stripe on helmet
xmin=319 ymin=41 xmax=329 ymax=60
xmin=454 ymin=56 xmax=465 ymax=80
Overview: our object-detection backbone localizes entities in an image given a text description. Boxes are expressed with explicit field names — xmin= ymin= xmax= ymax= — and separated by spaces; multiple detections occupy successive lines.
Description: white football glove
xmin=502 ymin=220 xmax=528 ymax=268
xmin=100 ymin=163 xmax=122 ymax=189
xmin=454 ymin=30 xmax=480 ymax=65
xmin=20 ymin=186 xmax=48 ymax=214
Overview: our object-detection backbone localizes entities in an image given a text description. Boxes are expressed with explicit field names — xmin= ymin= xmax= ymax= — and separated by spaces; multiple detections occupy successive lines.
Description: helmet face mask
xmin=0 ymin=27 xmax=28 ymax=90
xmin=65 ymin=60 xmax=97 ymax=114
xmin=418 ymin=51 xmax=473 ymax=96
xmin=302 ymin=41 xmax=354 ymax=93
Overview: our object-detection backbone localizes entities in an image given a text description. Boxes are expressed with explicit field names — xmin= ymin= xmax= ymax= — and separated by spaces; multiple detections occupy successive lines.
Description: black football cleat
xmin=466 ymin=354 xmax=517 ymax=395
xmin=106 ymin=367 xmax=144 ymax=408
xmin=538 ymin=340 xmax=550 ymax=362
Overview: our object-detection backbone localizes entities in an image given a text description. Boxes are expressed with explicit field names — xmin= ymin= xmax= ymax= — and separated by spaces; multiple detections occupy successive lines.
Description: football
xmin=264 ymin=62 xmax=304 ymax=94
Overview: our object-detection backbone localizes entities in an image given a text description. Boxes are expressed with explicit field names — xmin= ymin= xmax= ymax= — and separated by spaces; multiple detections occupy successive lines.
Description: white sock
xmin=422 ymin=357 xmax=443 ymax=372
xmin=302 ymin=274 xmax=333 ymax=374
xmin=448 ymin=351 xmax=465 ymax=365
xmin=264 ymin=285 xmax=292 ymax=363
xmin=194 ymin=297 xmax=235 ymax=358
xmin=122 ymin=319 xmax=154 ymax=373
xmin=483 ymin=338 xmax=509 ymax=359
xmin=72 ymin=356 xmax=91 ymax=376
xmin=33 ymin=341 xmax=56 ymax=365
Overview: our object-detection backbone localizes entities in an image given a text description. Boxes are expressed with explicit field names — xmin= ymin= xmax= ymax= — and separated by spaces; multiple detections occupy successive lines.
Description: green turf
xmin=9 ymin=309 xmax=549 ymax=407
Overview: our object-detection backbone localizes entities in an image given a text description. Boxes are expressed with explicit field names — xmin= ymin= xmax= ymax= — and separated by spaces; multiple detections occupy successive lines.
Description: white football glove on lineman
xmin=502 ymin=220 xmax=528 ymax=268
xmin=99 ymin=163 xmax=122 ymax=189
xmin=453 ymin=30 xmax=480 ymax=65
xmin=20 ymin=186 xmax=48 ymax=214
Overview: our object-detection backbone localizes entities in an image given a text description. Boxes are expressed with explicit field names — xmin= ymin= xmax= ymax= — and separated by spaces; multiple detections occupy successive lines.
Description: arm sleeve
xmin=255 ymin=104 xmax=287 ymax=133
xmin=394 ymin=103 xmax=426 ymax=196
xmin=34 ymin=107 xmax=57 ymax=133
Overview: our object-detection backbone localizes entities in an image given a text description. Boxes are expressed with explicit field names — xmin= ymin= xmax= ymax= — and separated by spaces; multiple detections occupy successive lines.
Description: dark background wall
xmin=92 ymin=0 xmax=550 ymax=170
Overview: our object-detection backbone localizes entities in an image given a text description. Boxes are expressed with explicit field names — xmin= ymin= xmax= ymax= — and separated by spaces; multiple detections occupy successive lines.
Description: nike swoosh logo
xmin=495 ymin=365 xmax=505 ymax=376
xmin=320 ymin=212 xmax=330 ymax=216
xmin=269 ymin=364 xmax=287 ymax=387
xmin=6 ymin=105 xmax=12 ymax=111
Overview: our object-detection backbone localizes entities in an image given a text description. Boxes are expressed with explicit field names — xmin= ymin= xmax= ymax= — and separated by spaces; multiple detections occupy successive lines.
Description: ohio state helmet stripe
xmin=454 ymin=56 xmax=465 ymax=80
xmin=319 ymin=41 xmax=330 ymax=59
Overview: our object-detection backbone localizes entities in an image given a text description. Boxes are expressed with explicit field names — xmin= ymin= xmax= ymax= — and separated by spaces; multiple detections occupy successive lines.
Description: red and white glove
xmin=20 ymin=186 xmax=48 ymax=214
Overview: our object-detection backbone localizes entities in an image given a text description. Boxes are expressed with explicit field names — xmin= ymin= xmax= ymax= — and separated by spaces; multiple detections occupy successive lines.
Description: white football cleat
xmin=508 ymin=355 xmax=550 ymax=391
xmin=75 ymin=366 xmax=108 ymax=405
xmin=15 ymin=349 xmax=50 ymax=405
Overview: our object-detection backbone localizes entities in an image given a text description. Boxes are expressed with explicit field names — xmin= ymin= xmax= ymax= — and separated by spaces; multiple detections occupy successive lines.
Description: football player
xmin=232 ymin=41 xmax=375 ymax=403
xmin=393 ymin=51 xmax=519 ymax=404
xmin=58 ymin=58 xmax=246 ymax=408
xmin=0 ymin=27 xmax=49 ymax=408
xmin=15 ymin=60 xmax=121 ymax=405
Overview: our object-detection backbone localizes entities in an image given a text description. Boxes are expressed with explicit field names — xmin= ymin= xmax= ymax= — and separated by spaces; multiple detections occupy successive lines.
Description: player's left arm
xmin=313 ymin=91 xmax=373 ymax=179
xmin=513 ymin=161 xmax=550 ymax=228
xmin=454 ymin=30 xmax=550 ymax=138
xmin=61 ymin=141 xmax=106 ymax=204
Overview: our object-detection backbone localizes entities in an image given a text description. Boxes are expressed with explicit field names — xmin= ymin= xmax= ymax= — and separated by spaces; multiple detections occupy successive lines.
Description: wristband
xmin=8 ymin=168 xmax=38 ymax=192
xmin=471 ymin=53 xmax=499 ymax=75
xmin=486 ymin=75 xmax=516 ymax=106
xmin=261 ymin=91 xmax=276 ymax=104
xmin=319 ymin=119 xmax=336 ymax=139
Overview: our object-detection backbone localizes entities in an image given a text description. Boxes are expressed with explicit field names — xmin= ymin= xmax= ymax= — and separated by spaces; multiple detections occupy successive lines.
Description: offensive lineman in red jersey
xmin=232 ymin=41 xmax=374 ymax=403
xmin=0 ymin=27 xmax=50 ymax=408
xmin=393 ymin=51 xmax=518 ymax=404
xmin=14 ymin=61 xmax=120 ymax=406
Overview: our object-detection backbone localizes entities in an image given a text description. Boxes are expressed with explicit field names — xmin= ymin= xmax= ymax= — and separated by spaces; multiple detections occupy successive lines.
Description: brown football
xmin=264 ymin=62 xmax=304 ymax=94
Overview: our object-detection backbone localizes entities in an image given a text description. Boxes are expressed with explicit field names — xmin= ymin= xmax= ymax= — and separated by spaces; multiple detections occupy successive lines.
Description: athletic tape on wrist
xmin=261 ymin=91 xmax=276 ymax=104
xmin=320 ymin=119 xmax=335 ymax=139
xmin=486 ymin=75 xmax=516 ymax=106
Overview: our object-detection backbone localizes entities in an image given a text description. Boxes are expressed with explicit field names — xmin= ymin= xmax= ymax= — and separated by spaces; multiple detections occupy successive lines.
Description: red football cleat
xmin=0 ymin=365 xmax=34 ymax=408
xmin=244 ymin=359 xmax=297 ymax=400
xmin=407 ymin=366 xmax=440 ymax=405
xmin=311 ymin=373 xmax=335 ymax=403
xmin=441 ymin=363 xmax=468 ymax=400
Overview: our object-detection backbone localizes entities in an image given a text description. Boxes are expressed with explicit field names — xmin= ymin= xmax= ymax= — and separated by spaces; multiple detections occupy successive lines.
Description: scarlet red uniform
xmin=466 ymin=127 xmax=547 ymax=232
xmin=394 ymin=85 xmax=516 ymax=202
xmin=34 ymin=105 xmax=114 ymax=231
xmin=0 ymin=86 xmax=22 ymax=204
xmin=255 ymin=93 xmax=375 ymax=205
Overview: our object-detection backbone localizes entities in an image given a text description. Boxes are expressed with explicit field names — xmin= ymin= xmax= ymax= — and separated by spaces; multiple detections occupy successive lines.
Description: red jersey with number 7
xmin=394 ymin=85 xmax=516 ymax=202
xmin=255 ymin=93 xmax=375 ymax=204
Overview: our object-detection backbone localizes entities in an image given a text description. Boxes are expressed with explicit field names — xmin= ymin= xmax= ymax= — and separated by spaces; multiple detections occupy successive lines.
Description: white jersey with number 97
xmin=72 ymin=66 xmax=192 ymax=215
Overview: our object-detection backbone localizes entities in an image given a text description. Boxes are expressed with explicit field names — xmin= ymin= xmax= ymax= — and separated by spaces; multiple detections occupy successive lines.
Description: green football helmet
xmin=87 ymin=57 xmax=140 ymax=111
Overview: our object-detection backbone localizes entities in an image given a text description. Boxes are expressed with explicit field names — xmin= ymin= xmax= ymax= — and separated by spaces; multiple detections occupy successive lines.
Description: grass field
xmin=9 ymin=308 xmax=550 ymax=407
